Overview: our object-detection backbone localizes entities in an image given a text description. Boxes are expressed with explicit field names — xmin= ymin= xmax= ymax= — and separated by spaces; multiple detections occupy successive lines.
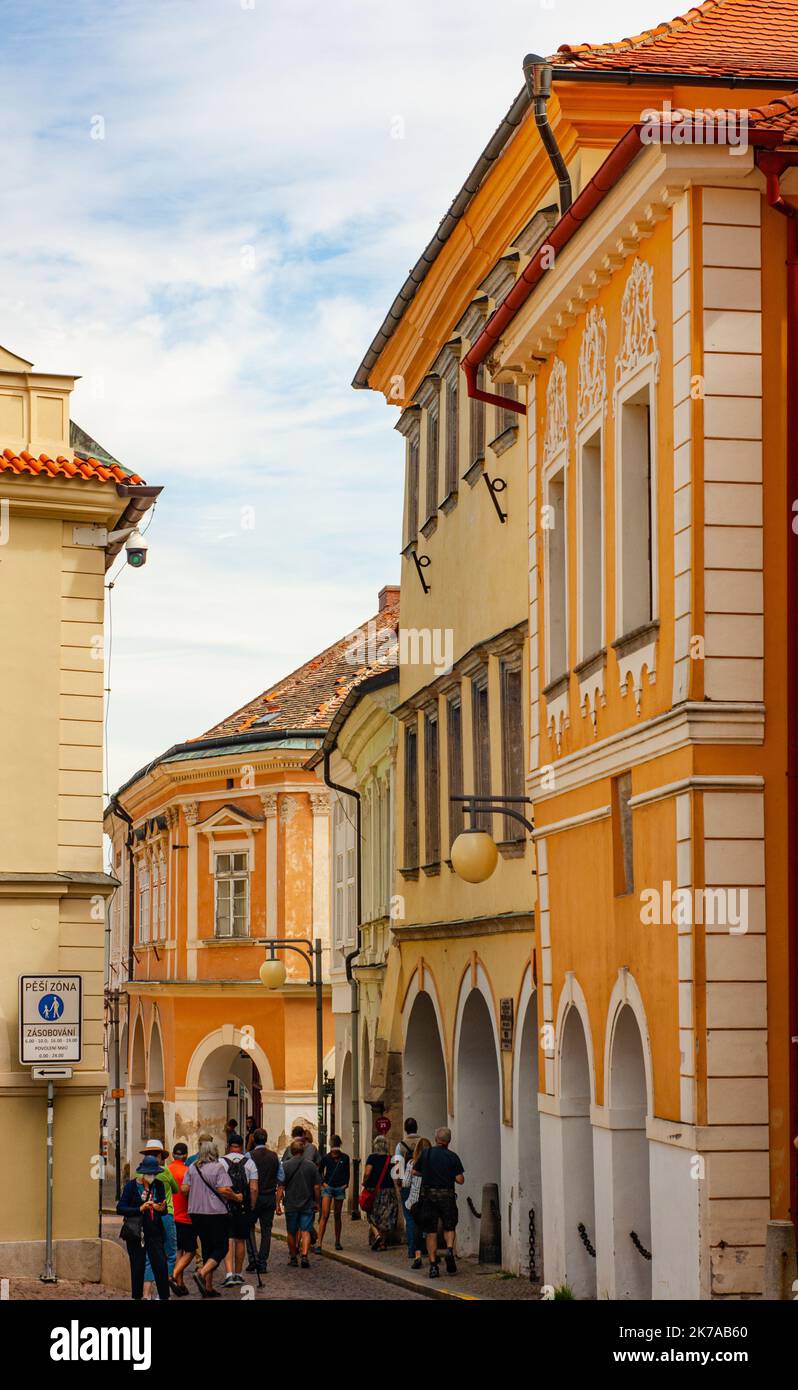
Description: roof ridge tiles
xmin=555 ymin=1 xmax=722 ymax=58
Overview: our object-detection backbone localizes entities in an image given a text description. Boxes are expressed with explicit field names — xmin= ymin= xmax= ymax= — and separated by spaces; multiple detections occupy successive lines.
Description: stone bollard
xmin=763 ymin=1219 xmax=798 ymax=1300
xmin=478 ymin=1182 xmax=502 ymax=1265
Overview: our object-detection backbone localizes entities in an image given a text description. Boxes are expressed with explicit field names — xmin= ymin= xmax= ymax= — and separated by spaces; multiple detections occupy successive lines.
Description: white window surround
xmin=612 ymin=260 xmax=660 ymax=712
xmin=614 ymin=364 xmax=659 ymax=631
xmin=213 ymin=844 xmax=250 ymax=939
xmin=575 ymin=410 xmax=606 ymax=664
xmin=575 ymin=411 xmax=607 ymax=732
xmin=542 ymin=443 xmax=569 ymax=689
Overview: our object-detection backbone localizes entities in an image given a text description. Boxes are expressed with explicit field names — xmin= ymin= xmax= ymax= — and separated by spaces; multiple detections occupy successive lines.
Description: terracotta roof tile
xmin=0 ymin=447 xmax=145 ymax=486
xmin=553 ymin=0 xmax=798 ymax=80
xmin=748 ymin=91 xmax=798 ymax=139
xmin=199 ymin=595 xmax=400 ymax=739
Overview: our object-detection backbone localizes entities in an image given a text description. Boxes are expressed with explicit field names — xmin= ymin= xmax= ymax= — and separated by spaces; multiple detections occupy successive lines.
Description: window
xmin=578 ymin=426 xmax=603 ymax=661
xmin=618 ymin=384 xmax=654 ymax=636
xmin=469 ymin=364 xmax=486 ymax=469
xmin=346 ymin=846 xmax=356 ymax=940
xmin=334 ymin=841 xmax=344 ymax=944
xmin=444 ymin=373 xmax=459 ymax=498
xmin=214 ymin=851 xmax=250 ymax=937
xmin=447 ymin=694 xmax=464 ymax=848
xmin=407 ymin=434 xmax=420 ymax=545
xmin=501 ymin=662 xmax=524 ymax=841
xmin=612 ymin=772 xmax=634 ymax=896
xmin=158 ymin=853 xmax=167 ymax=938
xmin=151 ymin=857 xmax=159 ymax=939
xmin=403 ymin=723 xmax=419 ymax=869
xmin=471 ymin=675 xmax=491 ymax=831
xmin=424 ymin=399 xmax=439 ymax=523
xmin=499 ymin=381 xmax=519 ymax=434
xmin=544 ymin=459 xmax=568 ymax=681
xmin=138 ymin=863 xmax=150 ymax=944
xmin=424 ymin=708 xmax=440 ymax=865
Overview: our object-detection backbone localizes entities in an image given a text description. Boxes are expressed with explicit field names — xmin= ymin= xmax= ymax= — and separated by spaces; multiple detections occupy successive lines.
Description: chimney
xmin=378 ymin=584 xmax=400 ymax=613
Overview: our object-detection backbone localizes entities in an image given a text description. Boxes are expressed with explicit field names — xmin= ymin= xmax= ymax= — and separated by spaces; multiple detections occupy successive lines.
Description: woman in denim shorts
xmin=315 ymin=1138 xmax=350 ymax=1253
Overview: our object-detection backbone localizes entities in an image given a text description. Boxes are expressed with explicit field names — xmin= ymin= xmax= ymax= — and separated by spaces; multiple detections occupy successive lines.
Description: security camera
xmin=125 ymin=530 xmax=149 ymax=568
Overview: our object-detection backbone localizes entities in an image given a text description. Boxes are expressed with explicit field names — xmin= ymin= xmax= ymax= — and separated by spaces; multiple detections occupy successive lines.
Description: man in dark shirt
xmin=247 ymin=1129 xmax=285 ymax=1274
xmin=414 ymin=1126 xmax=465 ymax=1279
xmin=280 ymin=1140 xmax=321 ymax=1269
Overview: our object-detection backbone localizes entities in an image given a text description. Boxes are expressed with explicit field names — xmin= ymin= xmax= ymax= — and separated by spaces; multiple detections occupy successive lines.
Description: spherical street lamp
xmin=259 ymin=956 xmax=287 ymax=989
xmin=450 ymin=828 xmax=499 ymax=884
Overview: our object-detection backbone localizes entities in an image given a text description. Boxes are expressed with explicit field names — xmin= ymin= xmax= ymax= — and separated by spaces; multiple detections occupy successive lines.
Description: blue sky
xmin=0 ymin=0 xmax=665 ymax=790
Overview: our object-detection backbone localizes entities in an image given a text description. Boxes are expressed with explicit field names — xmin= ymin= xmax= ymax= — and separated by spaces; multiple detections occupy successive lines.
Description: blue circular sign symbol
xmin=38 ymin=994 xmax=64 ymax=1021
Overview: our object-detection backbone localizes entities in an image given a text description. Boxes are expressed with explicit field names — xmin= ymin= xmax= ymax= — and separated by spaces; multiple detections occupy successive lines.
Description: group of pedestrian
xmin=390 ymin=1119 xmax=465 ymax=1279
xmin=117 ymin=1124 xmax=287 ymax=1299
xmin=117 ymin=1115 xmax=465 ymax=1296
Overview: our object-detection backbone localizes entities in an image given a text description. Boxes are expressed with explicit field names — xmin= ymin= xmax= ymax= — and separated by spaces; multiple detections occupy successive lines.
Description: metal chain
xmin=528 ymin=1206 xmax=538 ymax=1283
xmin=577 ymin=1222 xmax=596 ymax=1258
xmin=630 ymin=1230 xmax=652 ymax=1260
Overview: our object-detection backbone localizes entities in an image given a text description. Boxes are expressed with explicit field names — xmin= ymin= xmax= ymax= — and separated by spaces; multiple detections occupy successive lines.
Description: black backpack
xmin=224 ymin=1156 xmax=251 ymax=1210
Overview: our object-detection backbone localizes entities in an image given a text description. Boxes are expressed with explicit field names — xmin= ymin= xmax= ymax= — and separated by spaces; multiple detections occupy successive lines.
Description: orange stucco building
xmin=105 ymin=591 xmax=397 ymax=1172
xmin=355 ymin=0 xmax=798 ymax=1297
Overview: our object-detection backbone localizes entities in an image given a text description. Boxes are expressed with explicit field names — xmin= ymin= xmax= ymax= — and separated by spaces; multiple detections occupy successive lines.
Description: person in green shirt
xmin=140 ymin=1141 xmax=179 ymax=1297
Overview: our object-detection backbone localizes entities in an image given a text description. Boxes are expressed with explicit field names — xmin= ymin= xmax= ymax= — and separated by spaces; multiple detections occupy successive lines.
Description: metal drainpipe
xmin=322 ymin=750 xmax=364 ymax=1217
xmin=522 ymin=55 xmax=572 ymax=215
xmin=759 ymin=150 xmax=798 ymax=1239
xmin=108 ymin=796 xmax=135 ymax=1189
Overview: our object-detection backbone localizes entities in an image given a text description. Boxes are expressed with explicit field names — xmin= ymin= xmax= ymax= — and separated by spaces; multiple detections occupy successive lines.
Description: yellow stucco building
xmin=0 ymin=344 xmax=159 ymax=1278
xmin=354 ymin=0 xmax=798 ymax=1296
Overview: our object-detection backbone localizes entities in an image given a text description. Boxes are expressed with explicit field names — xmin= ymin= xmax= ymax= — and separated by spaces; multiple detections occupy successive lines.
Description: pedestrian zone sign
xmin=19 ymin=974 xmax=82 ymax=1064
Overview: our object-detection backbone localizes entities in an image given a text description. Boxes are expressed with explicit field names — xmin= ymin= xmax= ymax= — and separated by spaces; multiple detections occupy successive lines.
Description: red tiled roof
xmin=199 ymin=595 xmax=400 ymax=739
xmin=748 ymin=91 xmax=798 ymax=140
xmin=0 ymin=447 xmax=145 ymax=486
xmin=553 ymin=0 xmax=798 ymax=80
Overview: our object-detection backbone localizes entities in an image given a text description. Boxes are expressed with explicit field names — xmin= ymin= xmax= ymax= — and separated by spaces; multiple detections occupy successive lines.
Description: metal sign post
xmin=20 ymin=973 xmax=82 ymax=1287
xmin=43 ymin=1080 xmax=56 ymax=1283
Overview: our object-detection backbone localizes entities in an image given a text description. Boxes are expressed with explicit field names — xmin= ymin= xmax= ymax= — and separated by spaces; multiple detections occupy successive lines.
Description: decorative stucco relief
xmin=577 ymin=306 xmax=607 ymax=427
xmin=543 ymin=358 xmax=568 ymax=467
xmin=614 ymin=258 xmax=660 ymax=396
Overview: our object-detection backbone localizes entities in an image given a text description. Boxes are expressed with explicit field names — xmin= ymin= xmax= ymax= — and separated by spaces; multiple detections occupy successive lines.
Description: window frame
xmin=423 ymin=706 xmax=441 ymax=866
xmin=471 ymin=672 xmax=492 ymax=832
xmin=137 ymin=860 xmax=150 ymax=945
xmin=446 ymin=692 xmax=464 ymax=850
xmin=614 ymin=365 xmax=659 ymax=641
xmin=213 ymin=848 xmax=251 ymax=939
xmin=424 ymin=395 xmax=440 ymax=527
xmin=500 ymin=658 xmax=525 ymax=842
xmin=575 ymin=413 xmax=605 ymax=665
xmin=403 ymin=722 xmax=419 ymax=870
xmin=542 ymin=444 xmax=569 ymax=686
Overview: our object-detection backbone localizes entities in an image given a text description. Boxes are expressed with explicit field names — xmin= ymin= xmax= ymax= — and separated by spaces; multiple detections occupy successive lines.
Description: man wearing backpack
xmin=220 ymin=1134 xmax=259 ymax=1288
xmin=246 ymin=1128 xmax=284 ymax=1275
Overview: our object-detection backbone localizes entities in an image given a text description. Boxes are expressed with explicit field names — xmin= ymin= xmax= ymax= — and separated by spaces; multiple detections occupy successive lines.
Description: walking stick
xmin=246 ymin=1222 xmax=263 ymax=1289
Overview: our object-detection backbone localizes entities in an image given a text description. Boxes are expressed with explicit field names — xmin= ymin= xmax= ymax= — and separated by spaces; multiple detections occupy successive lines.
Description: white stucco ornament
xmin=577 ymin=306 xmax=607 ymax=427
xmin=614 ymin=258 xmax=660 ymax=394
xmin=543 ymin=358 xmax=568 ymax=467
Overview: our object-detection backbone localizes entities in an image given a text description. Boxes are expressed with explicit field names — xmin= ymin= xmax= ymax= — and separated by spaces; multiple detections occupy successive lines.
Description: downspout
xmin=462 ymin=123 xmax=645 ymax=414
xmin=109 ymin=796 xmax=136 ymax=981
xmin=108 ymin=795 xmax=135 ymax=1202
xmin=322 ymin=749 xmax=364 ymax=1216
xmin=759 ymin=149 xmax=798 ymax=1239
xmin=523 ymin=55 xmax=572 ymax=216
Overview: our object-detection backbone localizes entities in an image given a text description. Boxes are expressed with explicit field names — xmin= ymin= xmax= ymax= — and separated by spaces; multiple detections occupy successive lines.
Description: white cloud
xmin=0 ymin=0 xmax=667 ymax=790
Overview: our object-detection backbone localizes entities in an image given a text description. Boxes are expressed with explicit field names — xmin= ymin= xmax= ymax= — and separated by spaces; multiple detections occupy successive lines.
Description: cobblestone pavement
xmin=92 ymin=1211 xmax=536 ymax=1301
xmin=271 ymin=1210 xmax=540 ymax=1301
xmin=7 ymin=1254 xmax=426 ymax=1302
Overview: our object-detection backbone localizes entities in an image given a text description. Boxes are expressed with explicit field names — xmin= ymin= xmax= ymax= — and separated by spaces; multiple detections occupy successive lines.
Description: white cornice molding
xmin=532 ymin=804 xmax=611 ymax=840
xmin=628 ymin=774 xmax=765 ymax=810
xmin=529 ymin=702 xmax=765 ymax=803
